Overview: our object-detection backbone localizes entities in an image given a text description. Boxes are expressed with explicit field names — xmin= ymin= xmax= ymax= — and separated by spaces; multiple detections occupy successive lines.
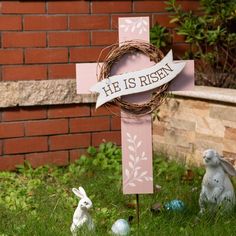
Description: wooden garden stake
xmin=76 ymin=16 xmax=194 ymax=232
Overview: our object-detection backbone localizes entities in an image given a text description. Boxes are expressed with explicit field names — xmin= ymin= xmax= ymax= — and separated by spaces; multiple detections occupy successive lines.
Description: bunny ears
xmin=72 ymin=187 xmax=87 ymax=199
xmin=220 ymin=157 xmax=236 ymax=176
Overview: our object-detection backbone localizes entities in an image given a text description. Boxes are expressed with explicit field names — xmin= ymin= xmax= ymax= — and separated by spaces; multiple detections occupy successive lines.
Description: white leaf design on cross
xmin=124 ymin=133 xmax=153 ymax=190
xmin=120 ymin=17 xmax=148 ymax=35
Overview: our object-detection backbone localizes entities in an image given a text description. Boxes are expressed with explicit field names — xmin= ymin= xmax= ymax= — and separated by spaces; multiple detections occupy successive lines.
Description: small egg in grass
xmin=164 ymin=199 xmax=185 ymax=211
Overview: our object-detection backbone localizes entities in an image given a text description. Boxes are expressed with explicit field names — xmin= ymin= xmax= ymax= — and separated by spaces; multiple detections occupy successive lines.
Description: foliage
xmin=150 ymin=24 xmax=171 ymax=53
xmin=0 ymin=145 xmax=236 ymax=235
xmin=150 ymin=0 xmax=236 ymax=88
xmin=76 ymin=142 xmax=122 ymax=177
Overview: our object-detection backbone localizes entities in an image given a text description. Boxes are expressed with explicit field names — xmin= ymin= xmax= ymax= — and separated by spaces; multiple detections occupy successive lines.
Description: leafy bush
xmin=150 ymin=0 xmax=236 ymax=88
xmin=75 ymin=142 xmax=122 ymax=176
xmin=150 ymin=24 xmax=171 ymax=53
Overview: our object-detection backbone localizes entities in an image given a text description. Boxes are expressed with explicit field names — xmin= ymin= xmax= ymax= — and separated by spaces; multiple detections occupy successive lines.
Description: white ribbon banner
xmin=90 ymin=50 xmax=186 ymax=108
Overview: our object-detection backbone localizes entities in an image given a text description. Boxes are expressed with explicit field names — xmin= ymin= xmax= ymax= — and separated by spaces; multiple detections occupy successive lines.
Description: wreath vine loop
xmin=97 ymin=40 xmax=170 ymax=116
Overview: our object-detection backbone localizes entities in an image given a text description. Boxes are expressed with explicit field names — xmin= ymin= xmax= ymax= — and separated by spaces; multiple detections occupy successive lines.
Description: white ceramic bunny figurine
xmin=70 ymin=187 xmax=94 ymax=235
xmin=199 ymin=149 xmax=236 ymax=214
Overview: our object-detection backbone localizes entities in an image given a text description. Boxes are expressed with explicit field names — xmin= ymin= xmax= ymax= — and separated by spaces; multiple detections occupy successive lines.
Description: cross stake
xmin=76 ymin=16 xmax=194 ymax=232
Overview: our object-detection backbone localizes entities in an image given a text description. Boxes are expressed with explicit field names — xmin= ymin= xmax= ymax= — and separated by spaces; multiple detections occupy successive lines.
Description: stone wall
xmin=153 ymin=86 xmax=236 ymax=167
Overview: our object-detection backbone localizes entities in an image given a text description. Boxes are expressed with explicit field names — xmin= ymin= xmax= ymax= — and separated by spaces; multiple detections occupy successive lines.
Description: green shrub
xmin=75 ymin=142 xmax=122 ymax=175
xmin=150 ymin=0 xmax=236 ymax=88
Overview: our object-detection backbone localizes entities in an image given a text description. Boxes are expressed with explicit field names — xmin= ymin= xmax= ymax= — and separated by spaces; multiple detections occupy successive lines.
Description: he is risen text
xmin=102 ymin=63 xmax=173 ymax=97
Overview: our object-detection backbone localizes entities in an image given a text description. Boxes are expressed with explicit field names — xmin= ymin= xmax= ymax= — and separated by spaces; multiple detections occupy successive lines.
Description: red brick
xmin=92 ymin=131 xmax=121 ymax=146
xmin=177 ymin=1 xmax=200 ymax=11
xmin=70 ymin=15 xmax=110 ymax=30
xmin=2 ymin=32 xmax=46 ymax=48
xmin=2 ymin=1 xmax=45 ymax=14
xmin=111 ymin=116 xmax=121 ymax=130
xmin=48 ymin=64 xmax=75 ymax=79
xmin=91 ymin=105 xmax=120 ymax=116
xmin=0 ymin=49 xmax=23 ymax=65
xmin=173 ymin=31 xmax=186 ymax=43
xmin=70 ymin=149 xmax=87 ymax=163
xmin=92 ymin=1 xmax=132 ymax=13
xmin=70 ymin=117 xmax=110 ymax=133
xmin=24 ymin=16 xmax=67 ymax=30
xmin=0 ymin=123 xmax=24 ymax=138
xmin=25 ymin=48 xmax=68 ymax=64
xmin=3 ymin=107 xmax=47 ymax=122
xmin=92 ymin=106 xmax=110 ymax=116
xmin=4 ymin=137 xmax=48 ymax=154
xmin=25 ymin=119 xmax=68 ymax=136
xmin=0 ymin=16 xmax=22 ymax=30
xmin=91 ymin=31 xmax=118 ymax=46
xmin=70 ymin=47 xmax=109 ymax=62
xmin=0 ymin=141 xmax=2 ymax=156
xmin=153 ymin=14 xmax=175 ymax=28
xmin=111 ymin=14 xmax=131 ymax=29
xmin=48 ymin=1 xmax=89 ymax=14
xmin=0 ymin=155 xmax=25 ymax=171
xmin=134 ymin=1 xmax=166 ymax=12
xmin=48 ymin=32 xmax=90 ymax=47
xmin=2 ymin=65 xmax=47 ymax=81
xmin=50 ymin=134 xmax=90 ymax=151
xmin=25 ymin=151 xmax=69 ymax=168
xmin=172 ymin=43 xmax=190 ymax=58
xmin=48 ymin=104 xmax=90 ymax=118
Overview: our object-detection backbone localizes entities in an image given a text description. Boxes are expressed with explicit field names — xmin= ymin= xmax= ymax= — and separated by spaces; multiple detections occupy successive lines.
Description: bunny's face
xmin=72 ymin=187 xmax=93 ymax=211
xmin=203 ymin=149 xmax=220 ymax=167
xmin=79 ymin=197 xmax=93 ymax=210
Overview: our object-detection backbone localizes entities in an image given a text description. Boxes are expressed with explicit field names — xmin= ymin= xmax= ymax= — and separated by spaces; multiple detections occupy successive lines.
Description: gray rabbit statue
xmin=199 ymin=149 xmax=236 ymax=214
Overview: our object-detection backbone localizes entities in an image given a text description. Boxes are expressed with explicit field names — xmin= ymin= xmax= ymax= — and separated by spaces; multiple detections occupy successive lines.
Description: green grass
xmin=0 ymin=144 xmax=236 ymax=235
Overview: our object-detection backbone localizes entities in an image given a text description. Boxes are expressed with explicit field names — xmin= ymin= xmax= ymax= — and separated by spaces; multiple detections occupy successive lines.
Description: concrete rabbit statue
xmin=70 ymin=187 xmax=94 ymax=235
xmin=199 ymin=149 xmax=236 ymax=214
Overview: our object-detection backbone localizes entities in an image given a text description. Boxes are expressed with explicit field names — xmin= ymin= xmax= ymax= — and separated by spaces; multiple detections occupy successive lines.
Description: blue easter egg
xmin=164 ymin=199 xmax=185 ymax=211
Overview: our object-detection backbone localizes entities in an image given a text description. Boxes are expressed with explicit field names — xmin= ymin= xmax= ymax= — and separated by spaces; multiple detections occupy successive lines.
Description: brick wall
xmin=0 ymin=0 xmax=199 ymax=170
xmin=0 ymin=104 xmax=121 ymax=170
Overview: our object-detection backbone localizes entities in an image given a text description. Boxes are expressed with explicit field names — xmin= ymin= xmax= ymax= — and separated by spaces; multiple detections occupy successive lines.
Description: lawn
xmin=0 ymin=142 xmax=236 ymax=236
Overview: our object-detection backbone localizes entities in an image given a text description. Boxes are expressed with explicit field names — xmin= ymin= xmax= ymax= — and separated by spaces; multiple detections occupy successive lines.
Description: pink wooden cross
xmin=76 ymin=17 xmax=194 ymax=195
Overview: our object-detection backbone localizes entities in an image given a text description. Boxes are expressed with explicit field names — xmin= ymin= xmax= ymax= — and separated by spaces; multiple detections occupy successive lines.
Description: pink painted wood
xmin=118 ymin=17 xmax=154 ymax=194
xmin=76 ymin=16 xmax=194 ymax=195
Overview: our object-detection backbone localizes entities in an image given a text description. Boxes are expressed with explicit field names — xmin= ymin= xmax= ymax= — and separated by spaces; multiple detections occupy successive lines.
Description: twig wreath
xmin=97 ymin=40 xmax=170 ymax=116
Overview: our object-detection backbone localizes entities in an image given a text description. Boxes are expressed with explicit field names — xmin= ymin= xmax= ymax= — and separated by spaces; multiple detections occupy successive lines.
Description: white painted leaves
xmin=124 ymin=133 xmax=153 ymax=190
xmin=120 ymin=17 xmax=148 ymax=35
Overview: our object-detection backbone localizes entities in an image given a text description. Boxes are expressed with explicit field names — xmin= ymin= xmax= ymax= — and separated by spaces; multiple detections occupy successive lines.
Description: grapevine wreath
xmin=97 ymin=40 xmax=170 ymax=116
